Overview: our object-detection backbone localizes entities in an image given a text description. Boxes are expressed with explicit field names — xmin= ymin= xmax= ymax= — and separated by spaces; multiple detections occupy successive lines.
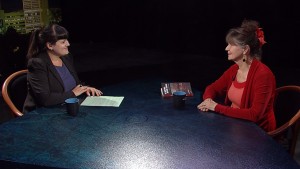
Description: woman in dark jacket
xmin=23 ymin=24 xmax=102 ymax=113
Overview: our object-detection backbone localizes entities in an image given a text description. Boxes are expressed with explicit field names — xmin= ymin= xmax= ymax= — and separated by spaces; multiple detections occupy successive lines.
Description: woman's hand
xmin=197 ymin=98 xmax=217 ymax=112
xmin=85 ymin=86 xmax=103 ymax=96
xmin=72 ymin=85 xmax=89 ymax=96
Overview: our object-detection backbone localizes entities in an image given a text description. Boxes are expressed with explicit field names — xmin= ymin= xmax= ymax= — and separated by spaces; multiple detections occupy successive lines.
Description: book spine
xmin=161 ymin=83 xmax=172 ymax=97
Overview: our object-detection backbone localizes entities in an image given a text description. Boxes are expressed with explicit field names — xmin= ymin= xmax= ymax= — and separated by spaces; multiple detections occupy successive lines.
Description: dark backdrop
xmin=0 ymin=0 xmax=299 ymax=82
xmin=60 ymin=0 xmax=300 ymax=66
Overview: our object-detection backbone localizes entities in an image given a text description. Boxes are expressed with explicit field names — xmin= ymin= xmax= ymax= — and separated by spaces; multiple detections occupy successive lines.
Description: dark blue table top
xmin=0 ymin=78 xmax=299 ymax=169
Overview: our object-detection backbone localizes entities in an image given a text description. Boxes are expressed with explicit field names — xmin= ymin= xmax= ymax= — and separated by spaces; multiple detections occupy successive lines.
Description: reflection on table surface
xmin=0 ymin=78 xmax=299 ymax=169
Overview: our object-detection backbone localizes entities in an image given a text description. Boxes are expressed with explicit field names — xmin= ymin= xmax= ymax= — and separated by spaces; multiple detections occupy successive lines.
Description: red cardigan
xmin=203 ymin=59 xmax=276 ymax=132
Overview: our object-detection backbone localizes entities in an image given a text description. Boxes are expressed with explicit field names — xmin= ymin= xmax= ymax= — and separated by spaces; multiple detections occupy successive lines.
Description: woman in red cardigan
xmin=197 ymin=19 xmax=276 ymax=132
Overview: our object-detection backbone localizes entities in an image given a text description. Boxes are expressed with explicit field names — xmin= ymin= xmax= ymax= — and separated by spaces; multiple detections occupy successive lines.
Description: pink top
xmin=228 ymin=80 xmax=246 ymax=108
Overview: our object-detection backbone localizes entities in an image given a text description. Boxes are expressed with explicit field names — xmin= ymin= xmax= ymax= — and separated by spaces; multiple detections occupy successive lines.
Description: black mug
xmin=65 ymin=98 xmax=79 ymax=116
xmin=173 ymin=91 xmax=186 ymax=109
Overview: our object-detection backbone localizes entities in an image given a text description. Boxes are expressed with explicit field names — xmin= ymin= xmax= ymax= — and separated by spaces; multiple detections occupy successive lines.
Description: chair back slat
xmin=8 ymin=73 xmax=28 ymax=113
xmin=1 ymin=69 xmax=28 ymax=117
xmin=268 ymin=85 xmax=300 ymax=156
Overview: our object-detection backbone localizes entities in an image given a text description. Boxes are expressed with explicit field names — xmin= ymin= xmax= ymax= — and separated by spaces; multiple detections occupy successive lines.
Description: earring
xmin=242 ymin=55 xmax=246 ymax=62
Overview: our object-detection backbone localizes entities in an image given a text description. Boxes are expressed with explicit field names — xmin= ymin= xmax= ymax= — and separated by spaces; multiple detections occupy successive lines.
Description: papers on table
xmin=80 ymin=96 xmax=124 ymax=107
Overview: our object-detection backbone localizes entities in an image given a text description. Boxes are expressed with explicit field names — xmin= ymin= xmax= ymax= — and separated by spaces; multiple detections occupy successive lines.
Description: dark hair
xmin=26 ymin=24 xmax=69 ymax=59
xmin=226 ymin=19 xmax=263 ymax=59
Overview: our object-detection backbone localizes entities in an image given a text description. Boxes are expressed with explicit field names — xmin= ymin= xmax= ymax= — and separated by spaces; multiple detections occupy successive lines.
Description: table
xmin=0 ymin=78 xmax=299 ymax=169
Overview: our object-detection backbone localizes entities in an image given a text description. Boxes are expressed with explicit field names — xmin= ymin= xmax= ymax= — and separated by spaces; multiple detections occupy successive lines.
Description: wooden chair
xmin=1 ymin=69 xmax=28 ymax=117
xmin=268 ymin=85 xmax=300 ymax=156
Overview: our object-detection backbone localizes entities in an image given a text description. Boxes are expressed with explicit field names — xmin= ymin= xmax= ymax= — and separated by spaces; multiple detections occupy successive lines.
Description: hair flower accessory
xmin=256 ymin=28 xmax=266 ymax=47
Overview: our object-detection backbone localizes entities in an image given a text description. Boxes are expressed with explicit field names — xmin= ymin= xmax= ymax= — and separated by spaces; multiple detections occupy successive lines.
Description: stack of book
xmin=161 ymin=82 xmax=193 ymax=98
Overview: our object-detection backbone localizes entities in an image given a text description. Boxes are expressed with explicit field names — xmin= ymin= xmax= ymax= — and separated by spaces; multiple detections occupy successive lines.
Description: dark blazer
xmin=23 ymin=52 xmax=81 ymax=113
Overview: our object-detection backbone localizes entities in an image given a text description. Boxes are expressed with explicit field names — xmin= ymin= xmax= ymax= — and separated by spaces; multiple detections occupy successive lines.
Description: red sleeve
xmin=203 ymin=65 xmax=237 ymax=100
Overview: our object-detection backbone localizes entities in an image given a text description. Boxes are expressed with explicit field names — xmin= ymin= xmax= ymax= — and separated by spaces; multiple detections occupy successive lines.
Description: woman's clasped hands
xmin=197 ymin=98 xmax=217 ymax=112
